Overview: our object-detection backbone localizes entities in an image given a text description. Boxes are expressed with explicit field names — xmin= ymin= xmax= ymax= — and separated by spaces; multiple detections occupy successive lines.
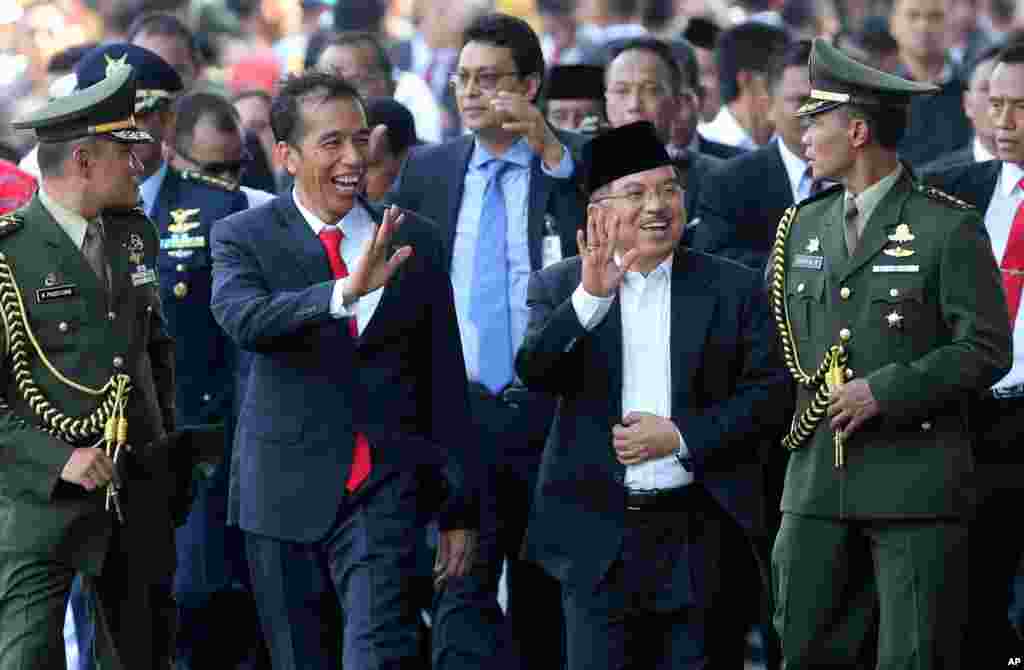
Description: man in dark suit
xmin=210 ymin=71 xmax=478 ymax=670
xmin=923 ymin=43 xmax=1024 ymax=663
xmin=693 ymin=40 xmax=815 ymax=272
xmin=516 ymin=121 xmax=791 ymax=669
xmin=388 ymin=14 xmax=586 ymax=670
xmin=604 ymin=37 xmax=723 ymax=221
xmin=920 ymin=45 xmax=1002 ymax=174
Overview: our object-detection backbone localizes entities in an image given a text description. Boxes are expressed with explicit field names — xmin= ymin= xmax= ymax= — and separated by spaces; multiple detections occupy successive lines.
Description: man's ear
xmin=524 ymin=73 xmax=543 ymax=103
xmin=849 ymin=117 xmax=870 ymax=149
xmin=275 ymin=141 xmax=298 ymax=177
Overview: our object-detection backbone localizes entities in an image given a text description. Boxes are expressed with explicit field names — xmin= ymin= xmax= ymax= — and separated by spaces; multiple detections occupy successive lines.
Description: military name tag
xmin=794 ymin=254 xmax=824 ymax=270
xmin=160 ymin=235 xmax=206 ymax=251
xmin=131 ymin=267 xmax=157 ymax=286
xmin=872 ymin=264 xmax=920 ymax=273
xmin=36 ymin=284 xmax=77 ymax=303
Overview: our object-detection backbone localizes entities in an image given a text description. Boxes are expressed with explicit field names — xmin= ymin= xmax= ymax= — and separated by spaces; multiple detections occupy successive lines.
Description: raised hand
xmin=577 ymin=203 xmax=640 ymax=298
xmin=61 ymin=447 xmax=115 ymax=491
xmin=343 ymin=205 xmax=413 ymax=303
xmin=490 ymin=91 xmax=564 ymax=170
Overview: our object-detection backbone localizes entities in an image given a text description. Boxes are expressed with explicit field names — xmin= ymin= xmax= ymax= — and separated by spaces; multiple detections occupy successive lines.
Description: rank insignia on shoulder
xmin=0 ymin=212 xmax=25 ymax=237
xmin=916 ymin=184 xmax=974 ymax=210
xmin=179 ymin=169 xmax=239 ymax=192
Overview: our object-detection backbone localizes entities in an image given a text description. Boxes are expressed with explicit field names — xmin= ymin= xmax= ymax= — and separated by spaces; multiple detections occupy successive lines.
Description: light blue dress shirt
xmin=451 ymin=138 xmax=572 ymax=384
xmin=139 ymin=163 xmax=169 ymax=217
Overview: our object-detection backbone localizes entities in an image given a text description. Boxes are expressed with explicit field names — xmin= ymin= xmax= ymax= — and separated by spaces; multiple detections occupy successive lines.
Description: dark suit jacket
xmin=692 ymin=141 xmax=793 ymax=270
xmin=919 ymin=145 xmax=976 ymax=175
xmin=898 ymin=76 xmax=972 ymax=167
xmin=922 ymin=159 xmax=1000 ymax=212
xmin=387 ymin=131 xmax=588 ymax=272
xmin=697 ymin=134 xmax=747 ymax=161
xmin=210 ymin=194 xmax=476 ymax=543
xmin=515 ymin=249 xmax=791 ymax=592
xmin=677 ymin=148 xmax=723 ymax=224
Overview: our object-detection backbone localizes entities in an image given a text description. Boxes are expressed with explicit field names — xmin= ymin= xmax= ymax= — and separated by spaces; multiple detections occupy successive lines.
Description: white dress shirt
xmin=393 ymin=70 xmax=443 ymax=143
xmin=776 ymin=138 xmax=812 ymax=202
xmin=139 ymin=163 xmax=169 ymax=218
xmin=984 ymin=162 xmax=1024 ymax=389
xmin=570 ymin=255 xmax=693 ymax=491
xmin=292 ymin=188 xmax=383 ymax=333
xmin=698 ymin=105 xmax=757 ymax=151
xmin=974 ymin=137 xmax=996 ymax=163
xmin=451 ymin=138 xmax=572 ymax=385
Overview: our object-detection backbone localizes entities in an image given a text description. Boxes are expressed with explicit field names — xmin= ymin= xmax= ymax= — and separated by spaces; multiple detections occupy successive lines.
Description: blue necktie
xmin=471 ymin=159 xmax=514 ymax=394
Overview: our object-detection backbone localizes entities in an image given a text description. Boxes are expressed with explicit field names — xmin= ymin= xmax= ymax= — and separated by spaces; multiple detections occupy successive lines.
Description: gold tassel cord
xmin=769 ymin=208 xmax=847 ymax=455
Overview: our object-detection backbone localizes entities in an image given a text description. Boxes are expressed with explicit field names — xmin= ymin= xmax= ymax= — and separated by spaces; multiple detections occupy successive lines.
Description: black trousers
xmin=969 ymin=393 xmax=1024 ymax=666
xmin=431 ymin=385 xmax=563 ymax=670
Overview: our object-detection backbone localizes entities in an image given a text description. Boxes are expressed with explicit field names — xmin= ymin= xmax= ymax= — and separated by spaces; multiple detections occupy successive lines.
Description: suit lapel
xmin=441 ymin=138 xmax=475 ymax=269
xmin=669 ymin=251 xmax=715 ymax=417
xmin=351 ymin=197 xmax=401 ymax=347
xmin=768 ymin=144 xmax=796 ymax=208
xmin=840 ymin=173 xmax=913 ymax=281
xmin=28 ymin=197 xmax=106 ymax=312
xmin=527 ymin=156 xmax=555 ymax=271
xmin=278 ymin=193 xmax=333 ymax=285
xmin=593 ymin=294 xmax=623 ymax=422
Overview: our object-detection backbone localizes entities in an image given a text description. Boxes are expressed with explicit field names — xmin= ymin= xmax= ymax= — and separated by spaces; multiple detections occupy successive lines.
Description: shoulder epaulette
xmin=0 ymin=211 xmax=25 ymax=238
xmin=179 ymin=169 xmax=239 ymax=192
xmin=915 ymin=182 xmax=974 ymax=210
xmin=795 ymin=182 xmax=843 ymax=209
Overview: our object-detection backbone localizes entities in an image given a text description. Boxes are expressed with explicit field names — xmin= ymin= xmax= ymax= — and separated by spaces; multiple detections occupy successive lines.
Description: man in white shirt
xmin=698 ymin=21 xmax=789 ymax=151
xmin=516 ymin=120 xmax=790 ymax=670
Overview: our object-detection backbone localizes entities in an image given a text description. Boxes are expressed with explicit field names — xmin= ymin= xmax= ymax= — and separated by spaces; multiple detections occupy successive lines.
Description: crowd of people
xmin=0 ymin=0 xmax=1022 ymax=669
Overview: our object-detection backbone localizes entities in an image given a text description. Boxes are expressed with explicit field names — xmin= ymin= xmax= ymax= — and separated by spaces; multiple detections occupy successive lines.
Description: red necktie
xmin=318 ymin=227 xmax=371 ymax=492
xmin=1003 ymin=179 xmax=1024 ymax=326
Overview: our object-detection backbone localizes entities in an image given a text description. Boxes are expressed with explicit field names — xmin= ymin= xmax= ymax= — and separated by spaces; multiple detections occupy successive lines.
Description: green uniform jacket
xmin=776 ymin=171 xmax=1011 ymax=520
xmin=0 ymin=195 xmax=177 ymax=581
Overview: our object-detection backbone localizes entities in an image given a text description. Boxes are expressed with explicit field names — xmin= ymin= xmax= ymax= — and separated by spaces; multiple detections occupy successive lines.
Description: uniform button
xmin=840 ymin=287 xmax=851 ymax=300
xmin=58 ymin=321 xmax=69 ymax=333
xmin=176 ymin=264 xmax=186 ymax=273
xmin=839 ymin=328 xmax=852 ymax=342
xmin=890 ymin=288 xmax=900 ymax=298
xmin=112 ymin=356 xmax=124 ymax=369
xmin=797 ymin=282 xmax=805 ymax=293
xmin=845 ymin=369 xmax=855 ymax=380
xmin=173 ymin=282 xmax=188 ymax=299
xmin=921 ymin=421 xmax=933 ymax=431
xmin=202 ymin=393 xmax=211 ymax=402
xmin=0 ymin=252 xmax=6 ymax=261
xmin=146 ymin=305 xmax=153 ymax=314
xmin=107 ymin=312 xmax=116 ymax=321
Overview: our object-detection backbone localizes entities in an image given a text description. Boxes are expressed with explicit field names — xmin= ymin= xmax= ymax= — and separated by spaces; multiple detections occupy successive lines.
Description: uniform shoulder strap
xmin=0 ymin=211 xmax=25 ymax=239
xmin=914 ymin=182 xmax=974 ymax=210
xmin=178 ymin=169 xmax=240 ymax=192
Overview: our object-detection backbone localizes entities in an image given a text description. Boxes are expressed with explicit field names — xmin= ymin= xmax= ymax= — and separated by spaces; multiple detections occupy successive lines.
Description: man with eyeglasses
xmin=516 ymin=120 xmax=789 ymax=669
xmin=387 ymin=12 xmax=587 ymax=670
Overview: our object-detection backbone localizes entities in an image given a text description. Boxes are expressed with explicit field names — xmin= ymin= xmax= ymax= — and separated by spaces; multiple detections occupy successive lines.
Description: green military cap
xmin=796 ymin=37 xmax=939 ymax=118
xmin=10 ymin=63 xmax=153 ymax=144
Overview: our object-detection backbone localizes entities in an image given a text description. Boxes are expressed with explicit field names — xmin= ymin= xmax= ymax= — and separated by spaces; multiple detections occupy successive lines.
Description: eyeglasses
xmin=174 ymin=145 xmax=252 ymax=182
xmin=448 ymin=70 xmax=520 ymax=93
xmin=590 ymin=181 xmax=684 ymax=208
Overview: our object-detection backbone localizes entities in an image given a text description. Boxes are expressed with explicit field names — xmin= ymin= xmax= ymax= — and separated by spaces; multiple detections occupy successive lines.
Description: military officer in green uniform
xmin=0 ymin=64 xmax=181 ymax=669
xmin=768 ymin=39 xmax=1012 ymax=668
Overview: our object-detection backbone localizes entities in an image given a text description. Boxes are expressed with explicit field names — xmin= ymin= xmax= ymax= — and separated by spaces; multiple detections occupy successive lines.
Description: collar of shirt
xmin=38 ymin=186 xmax=90 ymax=248
xmin=975 ymin=137 xmax=996 ymax=163
xmin=292 ymin=187 xmax=373 ymax=239
xmin=469 ymin=137 xmax=533 ymax=173
xmin=704 ymin=105 xmax=756 ymax=150
xmin=776 ymin=137 xmax=810 ymax=198
xmin=617 ymin=251 xmax=674 ymax=289
xmin=845 ymin=164 xmax=904 ymax=229
xmin=998 ymin=161 xmax=1024 ymax=198
xmin=139 ymin=162 xmax=168 ymax=216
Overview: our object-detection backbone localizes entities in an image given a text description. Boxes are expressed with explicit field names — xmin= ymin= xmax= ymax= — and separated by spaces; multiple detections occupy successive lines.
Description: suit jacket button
xmin=113 ymin=356 xmax=124 ymax=369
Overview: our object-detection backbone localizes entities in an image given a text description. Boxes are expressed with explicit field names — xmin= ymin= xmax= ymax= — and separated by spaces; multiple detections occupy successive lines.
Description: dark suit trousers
xmin=432 ymin=386 xmax=563 ymax=670
xmin=0 ymin=527 xmax=174 ymax=670
xmin=561 ymin=485 xmax=752 ymax=670
xmin=245 ymin=470 xmax=425 ymax=670
xmin=969 ymin=394 xmax=1024 ymax=665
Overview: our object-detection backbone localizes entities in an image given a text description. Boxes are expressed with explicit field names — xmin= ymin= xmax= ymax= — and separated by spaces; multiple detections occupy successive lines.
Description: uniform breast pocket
xmin=786 ymin=273 xmax=825 ymax=342
xmin=869 ymin=283 xmax=928 ymax=349
xmin=26 ymin=297 xmax=88 ymax=353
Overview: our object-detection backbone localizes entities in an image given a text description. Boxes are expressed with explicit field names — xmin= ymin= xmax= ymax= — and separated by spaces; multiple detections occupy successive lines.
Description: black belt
xmin=626 ymin=485 xmax=694 ymax=512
